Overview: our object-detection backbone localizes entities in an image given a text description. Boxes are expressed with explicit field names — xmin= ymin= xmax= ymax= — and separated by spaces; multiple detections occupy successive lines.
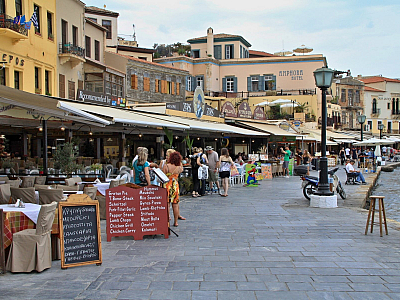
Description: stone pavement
xmin=2 ymin=168 xmax=400 ymax=300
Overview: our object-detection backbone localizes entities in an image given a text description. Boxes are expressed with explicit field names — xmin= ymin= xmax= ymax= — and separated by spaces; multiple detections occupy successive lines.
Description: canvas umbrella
xmin=280 ymin=103 xmax=299 ymax=108
xmin=266 ymin=99 xmax=293 ymax=106
xmin=255 ymin=100 xmax=271 ymax=106
xmin=353 ymin=137 xmax=394 ymax=147
xmin=374 ymin=145 xmax=381 ymax=157
xmin=274 ymin=50 xmax=293 ymax=56
xmin=293 ymin=44 xmax=313 ymax=55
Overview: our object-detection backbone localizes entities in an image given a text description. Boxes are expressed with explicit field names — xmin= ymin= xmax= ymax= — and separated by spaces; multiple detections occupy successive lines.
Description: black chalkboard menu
xmin=59 ymin=200 xmax=102 ymax=269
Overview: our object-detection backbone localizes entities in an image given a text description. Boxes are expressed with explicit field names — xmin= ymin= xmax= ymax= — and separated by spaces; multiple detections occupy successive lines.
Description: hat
xmin=205 ymin=146 xmax=214 ymax=151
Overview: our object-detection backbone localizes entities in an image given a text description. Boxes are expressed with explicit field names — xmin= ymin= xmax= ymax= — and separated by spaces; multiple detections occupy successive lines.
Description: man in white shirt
xmin=346 ymin=159 xmax=366 ymax=184
xmin=345 ymin=147 xmax=351 ymax=159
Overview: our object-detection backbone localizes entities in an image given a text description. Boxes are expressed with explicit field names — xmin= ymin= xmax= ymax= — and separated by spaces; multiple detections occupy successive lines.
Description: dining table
xmin=78 ymin=181 xmax=110 ymax=196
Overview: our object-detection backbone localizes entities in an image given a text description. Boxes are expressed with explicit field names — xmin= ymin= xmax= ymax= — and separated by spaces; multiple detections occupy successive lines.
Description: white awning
xmin=332 ymin=138 xmax=358 ymax=144
xmin=236 ymin=121 xmax=299 ymax=137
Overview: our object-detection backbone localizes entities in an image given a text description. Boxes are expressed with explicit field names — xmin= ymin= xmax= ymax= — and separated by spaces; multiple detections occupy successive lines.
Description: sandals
xmin=192 ymin=194 xmax=198 ymax=198
xmin=178 ymin=216 xmax=186 ymax=220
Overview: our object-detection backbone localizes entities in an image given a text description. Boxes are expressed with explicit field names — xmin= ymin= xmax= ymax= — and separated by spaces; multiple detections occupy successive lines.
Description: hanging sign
xmin=253 ymin=106 xmax=266 ymax=120
xmin=237 ymin=102 xmax=252 ymax=119
xmin=193 ymin=87 xmax=205 ymax=119
xmin=221 ymin=101 xmax=237 ymax=118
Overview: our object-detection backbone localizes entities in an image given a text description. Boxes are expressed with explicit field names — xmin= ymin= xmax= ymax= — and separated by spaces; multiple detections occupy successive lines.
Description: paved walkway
xmin=2 ymin=168 xmax=400 ymax=300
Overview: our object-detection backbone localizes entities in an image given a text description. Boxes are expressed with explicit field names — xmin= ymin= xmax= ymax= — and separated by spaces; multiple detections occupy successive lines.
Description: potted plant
xmin=1 ymin=158 xmax=13 ymax=174
xmin=53 ymin=142 xmax=79 ymax=176
xmin=90 ymin=163 xmax=102 ymax=174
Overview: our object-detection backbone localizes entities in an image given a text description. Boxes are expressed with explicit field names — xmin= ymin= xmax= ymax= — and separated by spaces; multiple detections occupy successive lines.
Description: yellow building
xmin=0 ymin=0 xmax=57 ymax=95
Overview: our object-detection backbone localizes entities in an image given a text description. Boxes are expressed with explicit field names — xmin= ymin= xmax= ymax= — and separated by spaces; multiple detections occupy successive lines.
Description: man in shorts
xmin=281 ymin=146 xmax=291 ymax=178
xmin=205 ymin=146 xmax=220 ymax=194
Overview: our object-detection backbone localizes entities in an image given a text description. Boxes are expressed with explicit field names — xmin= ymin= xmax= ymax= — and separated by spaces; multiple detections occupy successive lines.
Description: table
xmin=78 ymin=182 xmax=110 ymax=196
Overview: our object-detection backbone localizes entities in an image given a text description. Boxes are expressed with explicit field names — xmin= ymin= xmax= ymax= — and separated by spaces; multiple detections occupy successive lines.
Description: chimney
xmin=207 ymin=27 xmax=214 ymax=58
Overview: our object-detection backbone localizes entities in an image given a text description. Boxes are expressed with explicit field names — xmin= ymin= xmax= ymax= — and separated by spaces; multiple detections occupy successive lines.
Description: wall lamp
xmin=76 ymin=124 xmax=93 ymax=135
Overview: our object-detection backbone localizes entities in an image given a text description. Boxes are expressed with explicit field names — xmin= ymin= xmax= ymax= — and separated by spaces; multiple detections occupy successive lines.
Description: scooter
xmin=301 ymin=167 xmax=346 ymax=200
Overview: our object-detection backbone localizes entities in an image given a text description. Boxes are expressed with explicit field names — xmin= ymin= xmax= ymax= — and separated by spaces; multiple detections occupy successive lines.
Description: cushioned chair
xmin=55 ymin=185 xmax=79 ymax=191
xmin=83 ymin=186 xmax=98 ymax=200
xmin=34 ymin=184 xmax=51 ymax=191
xmin=109 ymin=180 xmax=119 ymax=188
xmin=0 ymin=176 xmax=10 ymax=183
xmin=10 ymin=187 xmax=36 ymax=204
xmin=96 ymin=195 xmax=106 ymax=220
xmin=7 ymin=202 xmax=57 ymax=273
xmin=39 ymin=189 xmax=64 ymax=205
xmin=21 ymin=176 xmax=35 ymax=188
xmin=0 ymin=184 xmax=11 ymax=204
xmin=8 ymin=180 xmax=20 ymax=188
xmin=64 ymin=178 xmax=76 ymax=186
xmin=34 ymin=176 xmax=47 ymax=185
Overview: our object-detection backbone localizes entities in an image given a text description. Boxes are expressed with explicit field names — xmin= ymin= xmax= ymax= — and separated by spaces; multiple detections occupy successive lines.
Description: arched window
xmin=392 ymin=98 xmax=396 ymax=115
xmin=372 ymin=98 xmax=377 ymax=114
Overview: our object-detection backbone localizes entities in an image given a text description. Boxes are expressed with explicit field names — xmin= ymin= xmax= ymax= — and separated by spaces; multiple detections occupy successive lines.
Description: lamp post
xmin=378 ymin=123 xmax=384 ymax=139
xmin=357 ymin=114 xmax=366 ymax=141
xmin=313 ymin=67 xmax=334 ymax=196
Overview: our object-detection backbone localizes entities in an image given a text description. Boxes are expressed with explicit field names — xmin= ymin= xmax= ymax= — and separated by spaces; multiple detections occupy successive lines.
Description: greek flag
xmin=30 ymin=11 xmax=38 ymax=29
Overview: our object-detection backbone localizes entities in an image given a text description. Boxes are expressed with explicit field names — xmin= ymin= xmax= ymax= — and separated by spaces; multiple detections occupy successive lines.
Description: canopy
xmin=266 ymin=99 xmax=293 ymax=106
xmin=353 ymin=138 xmax=394 ymax=146
xmin=255 ymin=100 xmax=271 ymax=106
xmin=236 ymin=121 xmax=299 ymax=137
xmin=280 ymin=103 xmax=299 ymax=108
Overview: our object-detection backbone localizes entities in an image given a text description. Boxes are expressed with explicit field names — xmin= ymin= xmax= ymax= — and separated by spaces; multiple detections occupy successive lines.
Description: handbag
xmin=230 ymin=165 xmax=239 ymax=176
xmin=198 ymin=165 xmax=209 ymax=180
xmin=139 ymin=169 xmax=156 ymax=183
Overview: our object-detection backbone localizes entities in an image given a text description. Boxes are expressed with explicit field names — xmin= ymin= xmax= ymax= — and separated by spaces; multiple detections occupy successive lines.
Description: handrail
xmin=0 ymin=13 xmax=28 ymax=36
xmin=59 ymin=42 xmax=85 ymax=58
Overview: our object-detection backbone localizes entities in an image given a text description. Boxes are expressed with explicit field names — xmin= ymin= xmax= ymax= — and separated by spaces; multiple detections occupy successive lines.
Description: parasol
xmin=255 ymin=100 xmax=271 ymax=106
xmin=293 ymin=44 xmax=313 ymax=55
xmin=266 ymin=99 xmax=293 ymax=106
xmin=280 ymin=103 xmax=299 ymax=108
xmin=353 ymin=137 xmax=394 ymax=147
xmin=374 ymin=145 xmax=381 ymax=157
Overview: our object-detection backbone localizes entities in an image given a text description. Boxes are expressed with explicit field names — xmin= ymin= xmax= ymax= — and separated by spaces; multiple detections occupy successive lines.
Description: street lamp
xmin=357 ymin=114 xmax=366 ymax=141
xmin=313 ymin=67 xmax=334 ymax=196
xmin=378 ymin=123 xmax=384 ymax=139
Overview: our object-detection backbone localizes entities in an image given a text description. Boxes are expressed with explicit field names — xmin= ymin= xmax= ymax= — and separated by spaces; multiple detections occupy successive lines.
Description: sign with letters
xmin=76 ymin=89 xmax=126 ymax=107
xmin=237 ymin=102 xmax=252 ymax=119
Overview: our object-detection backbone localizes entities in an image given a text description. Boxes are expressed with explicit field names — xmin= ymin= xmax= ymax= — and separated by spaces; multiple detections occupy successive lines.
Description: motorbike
xmin=301 ymin=167 xmax=346 ymax=200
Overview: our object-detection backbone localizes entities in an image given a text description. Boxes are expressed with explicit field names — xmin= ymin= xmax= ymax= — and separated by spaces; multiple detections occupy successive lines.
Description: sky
xmin=84 ymin=0 xmax=400 ymax=78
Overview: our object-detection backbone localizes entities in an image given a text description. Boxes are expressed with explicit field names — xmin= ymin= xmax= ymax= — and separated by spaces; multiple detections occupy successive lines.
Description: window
xmin=0 ymin=68 xmax=5 ymax=86
xmin=78 ymin=80 xmax=83 ymax=90
xmin=85 ymin=73 xmax=103 ymax=93
xmin=68 ymin=80 xmax=75 ymax=100
xmin=138 ymin=57 xmax=147 ymax=61
xmin=102 ymin=20 xmax=112 ymax=39
xmin=196 ymin=76 xmax=203 ymax=90
xmin=59 ymin=74 xmax=65 ymax=98
xmin=105 ymin=72 xmax=123 ymax=97
xmin=388 ymin=102 xmax=391 ymax=110
xmin=167 ymin=81 xmax=172 ymax=94
xmin=225 ymin=44 xmax=234 ymax=59
xmin=94 ymin=40 xmax=100 ymax=61
xmin=14 ymin=71 xmax=20 ymax=89
xmin=1 ymin=0 xmax=5 ymax=14
xmin=264 ymin=75 xmax=276 ymax=91
xmin=34 ymin=4 xmax=40 ymax=34
xmin=367 ymin=120 xmax=372 ymax=131
xmin=392 ymin=98 xmax=396 ymax=115
xmin=372 ymin=98 xmax=377 ymax=114
xmin=15 ymin=0 xmax=22 ymax=16
xmin=348 ymin=89 xmax=353 ymax=106
xmin=34 ymin=67 xmax=40 ymax=93
xmin=226 ymin=77 xmax=234 ymax=92
xmin=47 ymin=12 xmax=53 ymax=40
xmin=186 ymin=76 xmax=192 ymax=91
xmin=85 ymin=36 xmax=91 ymax=57
xmin=72 ymin=26 xmax=78 ymax=46
xmin=192 ymin=50 xmax=200 ymax=58
xmin=240 ymin=45 xmax=243 ymax=58
xmin=45 ymin=70 xmax=50 ymax=95
xmin=340 ymin=89 xmax=346 ymax=102
xmin=251 ymin=76 xmax=258 ymax=91
xmin=388 ymin=122 xmax=392 ymax=133
xmin=355 ymin=90 xmax=360 ymax=103
xmin=105 ymin=81 xmax=111 ymax=95
xmin=61 ymin=20 xmax=67 ymax=46
xmin=143 ymin=75 xmax=150 ymax=92
xmin=214 ymin=45 xmax=222 ymax=59
xmin=397 ymin=98 xmax=400 ymax=115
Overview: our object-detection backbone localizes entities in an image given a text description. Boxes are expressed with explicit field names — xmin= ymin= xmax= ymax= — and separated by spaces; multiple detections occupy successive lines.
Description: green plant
xmin=53 ymin=142 xmax=80 ymax=175
xmin=183 ymin=134 xmax=194 ymax=154
xmin=24 ymin=160 xmax=36 ymax=169
xmin=90 ymin=163 xmax=102 ymax=171
xmin=1 ymin=158 xmax=13 ymax=169
xmin=163 ymin=127 xmax=174 ymax=149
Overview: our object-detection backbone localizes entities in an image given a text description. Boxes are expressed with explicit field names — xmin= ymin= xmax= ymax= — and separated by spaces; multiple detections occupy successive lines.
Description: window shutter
xmin=231 ymin=45 xmax=234 ymax=59
xmin=272 ymin=75 xmax=276 ymax=90
xmin=59 ymin=74 xmax=65 ymax=98
xmin=186 ymin=76 xmax=189 ymax=91
xmin=191 ymin=76 xmax=196 ymax=91
xmin=176 ymin=83 xmax=180 ymax=95
xmin=247 ymin=77 xmax=252 ymax=92
xmin=155 ymin=79 xmax=159 ymax=93
xmin=222 ymin=78 xmax=227 ymax=92
xmin=171 ymin=82 xmax=175 ymax=95
xmin=258 ymin=75 xmax=264 ymax=91
xmin=131 ymin=75 xmax=138 ymax=89
xmin=225 ymin=45 xmax=228 ymax=59
xmin=233 ymin=77 xmax=237 ymax=93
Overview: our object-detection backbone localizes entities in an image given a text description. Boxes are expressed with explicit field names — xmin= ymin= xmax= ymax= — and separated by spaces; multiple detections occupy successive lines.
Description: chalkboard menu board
xmin=106 ymin=185 xmax=169 ymax=241
xmin=59 ymin=201 xmax=102 ymax=269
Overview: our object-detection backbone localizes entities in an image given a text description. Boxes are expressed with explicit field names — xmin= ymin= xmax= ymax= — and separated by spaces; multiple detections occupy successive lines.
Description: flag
xmin=30 ymin=11 xmax=38 ymax=29
xmin=13 ymin=15 xmax=20 ymax=24
xmin=24 ymin=21 xmax=31 ymax=30
xmin=20 ymin=15 xmax=26 ymax=25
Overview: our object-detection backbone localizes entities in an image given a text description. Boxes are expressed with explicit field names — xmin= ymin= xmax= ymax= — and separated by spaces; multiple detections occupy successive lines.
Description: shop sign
xmin=292 ymin=120 xmax=302 ymax=127
xmin=193 ymin=87 xmax=205 ymax=119
xmin=1 ymin=53 xmax=25 ymax=67
xmin=279 ymin=121 xmax=290 ymax=131
xmin=253 ymin=106 xmax=265 ymax=120
xmin=166 ymin=101 xmax=223 ymax=118
xmin=279 ymin=69 xmax=303 ymax=81
xmin=221 ymin=101 xmax=237 ymax=118
xmin=269 ymin=135 xmax=296 ymax=143
xmin=237 ymin=102 xmax=252 ymax=119
xmin=77 ymin=89 xmax=125 ymax=107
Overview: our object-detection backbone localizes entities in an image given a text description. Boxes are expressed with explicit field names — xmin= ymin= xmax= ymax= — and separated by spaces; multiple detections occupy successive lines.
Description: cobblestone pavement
xmin=2 ymin=168 xmax=400 ymax=300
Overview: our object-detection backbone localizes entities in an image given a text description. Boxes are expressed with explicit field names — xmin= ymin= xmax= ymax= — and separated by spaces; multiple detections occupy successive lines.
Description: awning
xmin=333 ymin=138 xmax=358 ymax=144
xmin=0 ymin=85 xmax=109 ymax=126
xmin=296 ymin=135 xmax=316 ymax=141
xmin=60 ymin=101 xmax=189 ymax=130
xmin=236 ymin=121 xmax=299 ymax=137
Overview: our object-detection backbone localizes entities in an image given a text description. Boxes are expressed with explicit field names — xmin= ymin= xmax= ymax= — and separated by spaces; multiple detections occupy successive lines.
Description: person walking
xmin=162 ymin=151 xmax=185 ymax=227
xmin=196 ymin=147 xmax=208 ymax=196
xmin=205 ymin=146 xmax=220 ymax=195
xmin=281 ymin=146 xmax=291 ymax=178
xmin=219 ymin=148 xmax=234 ymax=197
xmin=191 ymin=147 xmax=202 ymax=198
xmin=339 ymin=147 xmax=346 ymax=165
xmin=132 ymin=147 xmax=151 ymax=186
xmin=302 ymin=149 xmax=312 ymax=175
xmin=345 ymin=146 xmax=351 ymax=159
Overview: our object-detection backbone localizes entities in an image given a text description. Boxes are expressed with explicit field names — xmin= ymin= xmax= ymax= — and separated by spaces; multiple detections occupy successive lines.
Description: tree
xmin=53 ymin=142 xmax=83 ymax=175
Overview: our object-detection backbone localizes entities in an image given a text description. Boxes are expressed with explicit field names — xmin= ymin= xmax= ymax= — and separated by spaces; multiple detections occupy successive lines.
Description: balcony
xmin=0 ymin=14 xmax=29 ymax=43
xmin=371 ymin=108 xmax=381 ymax=118
xmin=58 ymin=43 xmax=85 ymax=67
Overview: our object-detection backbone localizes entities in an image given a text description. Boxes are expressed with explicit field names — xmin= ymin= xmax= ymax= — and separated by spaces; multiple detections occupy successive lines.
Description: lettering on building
xmin=279 ymin=70 xmax=303 ymax=80
xmin=2 ymin=54 xmax=24 ymax=67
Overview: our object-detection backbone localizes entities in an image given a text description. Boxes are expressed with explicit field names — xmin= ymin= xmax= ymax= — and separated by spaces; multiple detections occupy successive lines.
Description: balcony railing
xmin=59 ymin=43 xmax=85 ymax=58
xmin=0 ymin=13 xmax=28 ymax=36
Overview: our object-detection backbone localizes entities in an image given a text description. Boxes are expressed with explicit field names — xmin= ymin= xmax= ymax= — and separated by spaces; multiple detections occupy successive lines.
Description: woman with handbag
xmin=191 ymin=147 xmax=203 ymax=198
xmin=196 ymin=147 xmax=208 ymax=196
xmin=132 ymin=147 xmax=151 ymax=186
xmin=219 ymin=148 xmax=234 ymax=197
xmin=162 ymin=151 xmax=185 ymax=227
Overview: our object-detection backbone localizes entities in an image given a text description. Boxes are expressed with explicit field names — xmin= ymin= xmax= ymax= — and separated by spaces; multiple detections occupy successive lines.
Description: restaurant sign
xmin=221 ymin=101 xmax=237 ymax=118
xmin=253 ymin=106 xmax=265 ymax=120
xmin=237 ymin=102 xmax=252 ymax=119
xmin=166 ymin=101 xmax=223 ymax=118
xmin=77 ymin=89 xmax=126 ymax=107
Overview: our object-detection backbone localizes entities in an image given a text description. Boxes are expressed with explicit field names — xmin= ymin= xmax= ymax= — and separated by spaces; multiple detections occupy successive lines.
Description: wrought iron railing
xmin=59 ymin=43 xmax=85 ymax=58
xmin=0 ymin=13 xmax=28 ymax=36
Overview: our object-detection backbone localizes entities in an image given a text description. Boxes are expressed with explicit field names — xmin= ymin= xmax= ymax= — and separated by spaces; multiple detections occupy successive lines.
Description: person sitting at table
xmin=235 ymin=155 xmax=244 ymax=165
xmin=346 ymin=159 xmax=367 ymax=184
xmin=162 ymin=151 xmax=185 ymax=227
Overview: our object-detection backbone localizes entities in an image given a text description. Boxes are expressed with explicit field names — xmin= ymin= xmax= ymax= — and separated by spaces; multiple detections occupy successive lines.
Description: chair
xmin=119 ymin=179 xmax=126 ymax=185
xmin=109 ymin=180 xmax=119 ymax=189
xmin=29 ymin=169 xmax=39 ymax=175
xmin=365 ymin=196 xmax=388 ymax=237
xmin=119 ymin=171 xmax=131 ymax=184
xmin=21 ymin=176 xmax=35 ymax=188
xmin=39 ymin=189 xmax=64 ymax=204
xmin=8 ymin=180 xmax=20 ymax=188
xmin=120 ymin=166 xmax=131 ymax=172
xmin=96 ymin=195 xmax=106 ymax=220
xmin=344 ymin=168 xmax=358 ymax=185
xmin=10 ymin=187 xmax=36 ymax=204
xmin=271 ymin=164 xmax=277 ymax=178
xmin=65 ymin=178 xmax=75 ymax=186
xmin=55 ymin=185 xmax=79 ymax=191
xmin=277 ymin=164 xmax=283 ymax=177
xmin=35 ymin=176 xmax=47 ymax=185
xmin=34 ymin=184 xmax=51 ymax=191
xmin=104 ymin=164 xmax=113 ymax=179
xmin=83 ymin=186 xmax=98 ymax=200
xmin=0 ymin=184 xmax=11 ymax=204
xmin=7 ymin=202 xmax=57 ymax=273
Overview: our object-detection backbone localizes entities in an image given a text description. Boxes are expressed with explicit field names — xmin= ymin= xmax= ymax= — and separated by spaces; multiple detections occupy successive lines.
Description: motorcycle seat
xmin=305 ymin=175 xmax=319 ymax=180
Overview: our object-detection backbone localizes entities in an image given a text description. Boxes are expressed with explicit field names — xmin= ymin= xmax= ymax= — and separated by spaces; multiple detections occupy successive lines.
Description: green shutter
xmin=272 ymin=75 xmax=276 ymax=90
xmin=225 ymin=45 xmax=228 ymax=59
xmin=222 ymin=78 xmax=227 ymax=92
xmin=259 ymin=75 xmax=264 ymax=91
xmin=233 ymin=77 xmax=237 ymax=93
xmin=191 ymin=76 xmax=196 ymax=91
xmin=247 ymin=77 xmax=252 ymax=92
xmin=231 ymin=44 xmax=234 ymax=59
xmin=214 ymin=45 xmax=221 ymax=59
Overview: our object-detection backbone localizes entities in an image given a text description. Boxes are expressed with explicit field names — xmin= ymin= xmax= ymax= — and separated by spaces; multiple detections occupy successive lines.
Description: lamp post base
xmin=310 ymin=194 xmax=338 ymax=208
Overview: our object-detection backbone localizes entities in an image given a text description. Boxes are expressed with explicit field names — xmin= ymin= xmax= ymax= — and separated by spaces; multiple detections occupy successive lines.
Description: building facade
xmin=0 ymin=0 xmax=57 ymax=95
xmin=84 ymin=6 xmax=118 ymax=47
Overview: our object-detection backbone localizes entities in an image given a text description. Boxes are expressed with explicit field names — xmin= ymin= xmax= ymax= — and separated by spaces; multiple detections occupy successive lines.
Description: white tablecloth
xmin=77 ymin=182 xmax=110 ymax=196
xmin=0 ymin=203 xmax=41 ymax=224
